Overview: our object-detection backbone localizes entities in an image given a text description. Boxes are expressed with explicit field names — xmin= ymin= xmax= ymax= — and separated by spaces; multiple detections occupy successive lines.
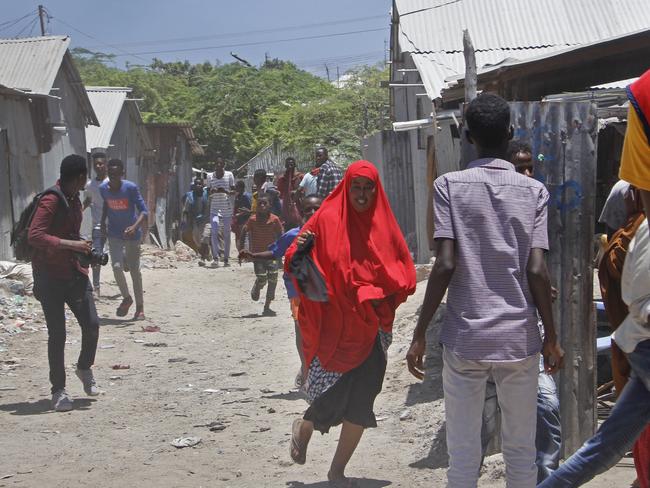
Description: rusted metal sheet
xmin=511 ymin=100 xmax=598 ymax=455
xmin=362 ymin=130 xmax=417 ymax=254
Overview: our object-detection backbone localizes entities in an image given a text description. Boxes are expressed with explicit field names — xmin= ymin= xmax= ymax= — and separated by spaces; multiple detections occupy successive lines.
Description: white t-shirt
xmin=207 ymin=171 xmax=235 ymax=217
xmin=299 ymin=172 xmax=318 ymax=197
xmin=615 ymin=218 xmax=650 ymax=353
xmin=85 ymin=177 xmax=108 ymax=228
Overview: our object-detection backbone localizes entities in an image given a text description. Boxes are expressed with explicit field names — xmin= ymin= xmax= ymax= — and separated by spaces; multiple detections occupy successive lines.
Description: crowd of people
xmin=19 ymin=69 xmax=650 ymax=487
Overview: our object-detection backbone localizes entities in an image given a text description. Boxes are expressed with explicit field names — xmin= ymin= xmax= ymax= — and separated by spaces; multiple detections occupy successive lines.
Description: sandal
xmin=290 ymin=419 xmax=307 ymax=465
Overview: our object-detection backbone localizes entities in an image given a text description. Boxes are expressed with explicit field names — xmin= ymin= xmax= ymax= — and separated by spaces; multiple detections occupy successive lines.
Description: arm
xmin=28 ymin=195 xmax=90 ymax=254
xmin=124 ymin=185 xmax=148 ymax=238
xmin=527 ymin=249 xmax=564 ymax=373
xmin=101 ymin=200 xmax=108 ymax=237
xmin=406 ymin=239 xmax=456 ymax=379
xmin=239 ymin=224 xmax=249 ymax=251
xmin=239 ymin=250 xmax=274 ymax=261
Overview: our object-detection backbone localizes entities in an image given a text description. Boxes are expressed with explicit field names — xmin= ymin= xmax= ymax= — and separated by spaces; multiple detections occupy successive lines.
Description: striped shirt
xmin=434 ymin=158 xmax=549 ymax=361
xmin=208 ymin=171 xmax=235 ymax=217
xmin=243 ymin=213 xmax=283 ymax=253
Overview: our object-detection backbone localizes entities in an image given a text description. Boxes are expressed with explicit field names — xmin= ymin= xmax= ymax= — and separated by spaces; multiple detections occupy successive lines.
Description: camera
xmin=77 ymin=248 xmax=109 ymax=267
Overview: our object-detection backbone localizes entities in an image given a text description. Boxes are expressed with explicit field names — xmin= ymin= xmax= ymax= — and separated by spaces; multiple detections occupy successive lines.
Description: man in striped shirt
xmin=407 ymin=93 xmax=564 ymax=488
xmin=207 ymin=157 xmax=235 ymax=267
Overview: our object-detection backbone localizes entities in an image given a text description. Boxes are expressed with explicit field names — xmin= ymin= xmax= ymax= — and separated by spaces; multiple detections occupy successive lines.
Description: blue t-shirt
xmin=100 ymin=180 xmax=148 ymax=240
xmin=268 ymin=226 xmax=300 ymax=299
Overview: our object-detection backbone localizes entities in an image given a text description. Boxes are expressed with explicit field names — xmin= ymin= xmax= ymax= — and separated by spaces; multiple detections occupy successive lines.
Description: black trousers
xmin=34 ymin=271 xmax=99 ymax=393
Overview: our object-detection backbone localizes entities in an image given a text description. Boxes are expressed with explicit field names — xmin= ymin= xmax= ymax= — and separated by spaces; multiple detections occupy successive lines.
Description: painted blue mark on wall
xmin=552 ymin=180 xmax=583 ymax=212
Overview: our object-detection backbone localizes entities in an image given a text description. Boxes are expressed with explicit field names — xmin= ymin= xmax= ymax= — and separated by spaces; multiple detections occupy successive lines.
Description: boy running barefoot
xmin=239 ymin=194 xmax=283 ymax=316
xmin=240 ymin=195 xmax=322 ymax=385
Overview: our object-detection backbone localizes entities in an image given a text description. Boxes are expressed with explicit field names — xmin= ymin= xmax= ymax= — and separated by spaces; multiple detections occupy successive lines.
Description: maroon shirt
xmin=28 ymin=183 xmax=87 ymax=279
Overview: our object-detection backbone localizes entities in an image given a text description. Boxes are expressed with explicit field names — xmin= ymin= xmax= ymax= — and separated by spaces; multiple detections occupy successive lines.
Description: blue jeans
xmin=536 ymin=369 xmax=562 ymax=482
xmin=91 ymin=228 xmax=106 ymax=290
xmin=481 ymin=357 xmax=562 ymax=483
xmin=538 ymin=338 xmax=650 ymax=487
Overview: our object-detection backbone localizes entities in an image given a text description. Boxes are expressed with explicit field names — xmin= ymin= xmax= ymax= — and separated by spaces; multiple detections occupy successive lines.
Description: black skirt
xmin=303 ymin=337 xmax=387 ymax=433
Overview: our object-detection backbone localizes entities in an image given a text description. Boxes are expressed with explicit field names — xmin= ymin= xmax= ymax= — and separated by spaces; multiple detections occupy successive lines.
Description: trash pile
xmin=0 ymin=294 xmax=43 ymax=348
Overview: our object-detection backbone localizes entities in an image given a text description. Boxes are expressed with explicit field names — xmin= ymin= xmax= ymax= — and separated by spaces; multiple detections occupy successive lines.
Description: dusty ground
xmin=0 ymin=246 xmax=638 ymax=487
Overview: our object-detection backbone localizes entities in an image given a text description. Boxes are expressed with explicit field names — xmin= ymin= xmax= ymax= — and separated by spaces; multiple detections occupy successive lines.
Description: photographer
xmin=28 ymin=154 xmax=100 ymax=412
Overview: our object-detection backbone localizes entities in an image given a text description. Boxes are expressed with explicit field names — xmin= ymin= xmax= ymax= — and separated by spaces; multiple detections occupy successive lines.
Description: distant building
xmin=145 ymin=123 xmax=204 ymax=247
xmin=85 ymin=86 xmax=154 ymax=189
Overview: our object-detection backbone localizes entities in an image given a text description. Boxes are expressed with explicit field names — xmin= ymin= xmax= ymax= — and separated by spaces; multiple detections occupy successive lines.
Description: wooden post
xmin=426 ymin=109 xmax=437 ymax=252
xmin=460 ymin=29 xmax=478 ymax=168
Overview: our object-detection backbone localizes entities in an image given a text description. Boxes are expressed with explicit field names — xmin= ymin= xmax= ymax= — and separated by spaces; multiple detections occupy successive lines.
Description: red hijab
xmin=285 ymin=160 xmax=416 ymax=373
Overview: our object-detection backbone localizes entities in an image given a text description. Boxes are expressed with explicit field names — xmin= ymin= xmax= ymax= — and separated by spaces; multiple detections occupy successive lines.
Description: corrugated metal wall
xmin=0 ymin=96 xmax=45 ymax=260
xmin=245 ymin=142 xmax=314 ymax=190
xmin=362 ymin=130 xmax=417 ymax=252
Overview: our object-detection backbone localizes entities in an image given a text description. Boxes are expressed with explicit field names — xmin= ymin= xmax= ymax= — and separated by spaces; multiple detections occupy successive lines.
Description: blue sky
xmin=3 ymin=1 xmax=391 ymax=77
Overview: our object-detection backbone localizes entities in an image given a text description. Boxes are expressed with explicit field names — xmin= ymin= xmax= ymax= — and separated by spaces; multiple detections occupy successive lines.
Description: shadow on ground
xmin=404 ymin=304 xmax=446 ymax=407
xmin=409 ymin=421 xmax=448 ymax=469
xmin=287 ymin=478 xmax=391 ymax=488
xmin=264 ymin=391 xmax=304 ymax=401
xmin=0 ymin=397 xmax=96 ymax=415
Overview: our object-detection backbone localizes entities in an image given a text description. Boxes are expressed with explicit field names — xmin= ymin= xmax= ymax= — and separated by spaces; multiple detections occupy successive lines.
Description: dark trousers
xmin=34 ymin=271 xmax=99 ymax=393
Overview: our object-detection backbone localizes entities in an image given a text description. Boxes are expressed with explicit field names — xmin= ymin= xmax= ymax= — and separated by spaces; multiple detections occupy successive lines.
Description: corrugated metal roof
xmin=0 ymin=35 xmax=98 ymax=125
xmin=0 ymin=36 xmax=70 ymax=94
xmin=394 ymin=0 xmax=650 ymax=99
xmin=85 ymin=87 xmax=130 ymax=151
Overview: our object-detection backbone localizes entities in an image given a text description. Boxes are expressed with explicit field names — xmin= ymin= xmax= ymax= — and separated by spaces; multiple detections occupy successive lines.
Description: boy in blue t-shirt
xmin=239 ymin=195 xmax=322 ymax=387
xmin=100 ymin=159 xmax=148 ymax=320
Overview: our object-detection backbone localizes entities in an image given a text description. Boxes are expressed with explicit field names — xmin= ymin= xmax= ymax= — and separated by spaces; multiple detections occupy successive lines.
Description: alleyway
xmin=0 ymin=249 xmax=637 ymax=487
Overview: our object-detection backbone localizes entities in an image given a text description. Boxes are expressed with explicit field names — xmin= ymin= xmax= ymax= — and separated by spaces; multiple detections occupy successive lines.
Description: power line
xmin=83 ymin=14 xmax=388 ymax=50
xmin=48 ymin=12 xmax=149 ymax=62
xmin=110 ymin=27 xmax=388 ymax=58
xmin=0 ymin=10 xmax=37 ymax=34
xmin=15 ymin=18 xmax=39 ymax=38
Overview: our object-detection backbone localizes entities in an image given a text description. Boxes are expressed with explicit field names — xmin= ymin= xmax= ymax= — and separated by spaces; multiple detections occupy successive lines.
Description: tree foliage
xmin=73 ymin=49 xmax=389 ymax=166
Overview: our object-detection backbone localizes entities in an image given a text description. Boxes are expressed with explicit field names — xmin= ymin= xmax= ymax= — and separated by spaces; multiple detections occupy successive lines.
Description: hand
xmin=123 ymin=225 xmax=138 ymax=238
xmin=296 ymin=230 xmax=314 ymax=249
xmin=71 ymin=240 xmax=92 ymax=255
xmin=406 ymin=336 xmax=426 ymax=380
xmin=239 ymin=250 xmax=254 ymax=261
xmin=542 ymin=339 xmax=564 ymax=374
xmin=370 ymin=299 xmax=381 ymax=308
xmin=551 ymin=286 xmax=558 ymax=302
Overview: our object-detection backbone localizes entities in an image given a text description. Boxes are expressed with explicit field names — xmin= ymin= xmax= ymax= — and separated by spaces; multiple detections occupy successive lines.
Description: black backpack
xmin=10 ymin=186 xmax=69 ymax=262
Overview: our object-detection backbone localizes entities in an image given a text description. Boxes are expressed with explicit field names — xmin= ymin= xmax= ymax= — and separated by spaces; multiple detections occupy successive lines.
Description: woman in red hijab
xmin=286 ymin=160 xmax=416 ymax=486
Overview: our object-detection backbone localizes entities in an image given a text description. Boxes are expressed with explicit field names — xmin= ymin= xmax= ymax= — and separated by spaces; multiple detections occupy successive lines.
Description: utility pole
xmin=38 ymin=5 xmax=46 ymax=36
xmin=324 ymin=64 xmax=330 ymax=82
xmin=336 ymin=66 xmax=340 ymax=87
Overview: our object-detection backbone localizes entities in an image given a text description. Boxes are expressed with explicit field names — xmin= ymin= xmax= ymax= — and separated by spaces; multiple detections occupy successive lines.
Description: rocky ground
xmin=0 ymin=245 xmax=637 ymax=487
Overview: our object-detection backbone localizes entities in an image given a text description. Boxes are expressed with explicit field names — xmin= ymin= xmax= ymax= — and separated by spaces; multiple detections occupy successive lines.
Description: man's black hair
xmin=506 ymin=141 xmax=532 ymax=163
xmin=285 ymin=156 xmax=296 ymax=162
xmin=60 ymin=154 xmax=87 ymax=182
xmin=254 ymin=168 xmax=267 ymax=178
xmin=465 ymin=93 xmax=511 ymax=149
xmin=92 ymin=152 xmax=107 ymax=160
xmin=235 ymin=179 xmax=245 ymax=187
xmin=107 ymin=158 xmax=124 ymax=169
xmin=316 ymin=147 xmax=328 ymax=155
xmin=303 ymin=193 xmax=322 ymax=201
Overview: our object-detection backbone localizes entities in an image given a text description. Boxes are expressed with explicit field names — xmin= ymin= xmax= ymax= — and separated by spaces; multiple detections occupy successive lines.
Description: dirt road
xmin=0 ymin=250 xmax=637 ymax=487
